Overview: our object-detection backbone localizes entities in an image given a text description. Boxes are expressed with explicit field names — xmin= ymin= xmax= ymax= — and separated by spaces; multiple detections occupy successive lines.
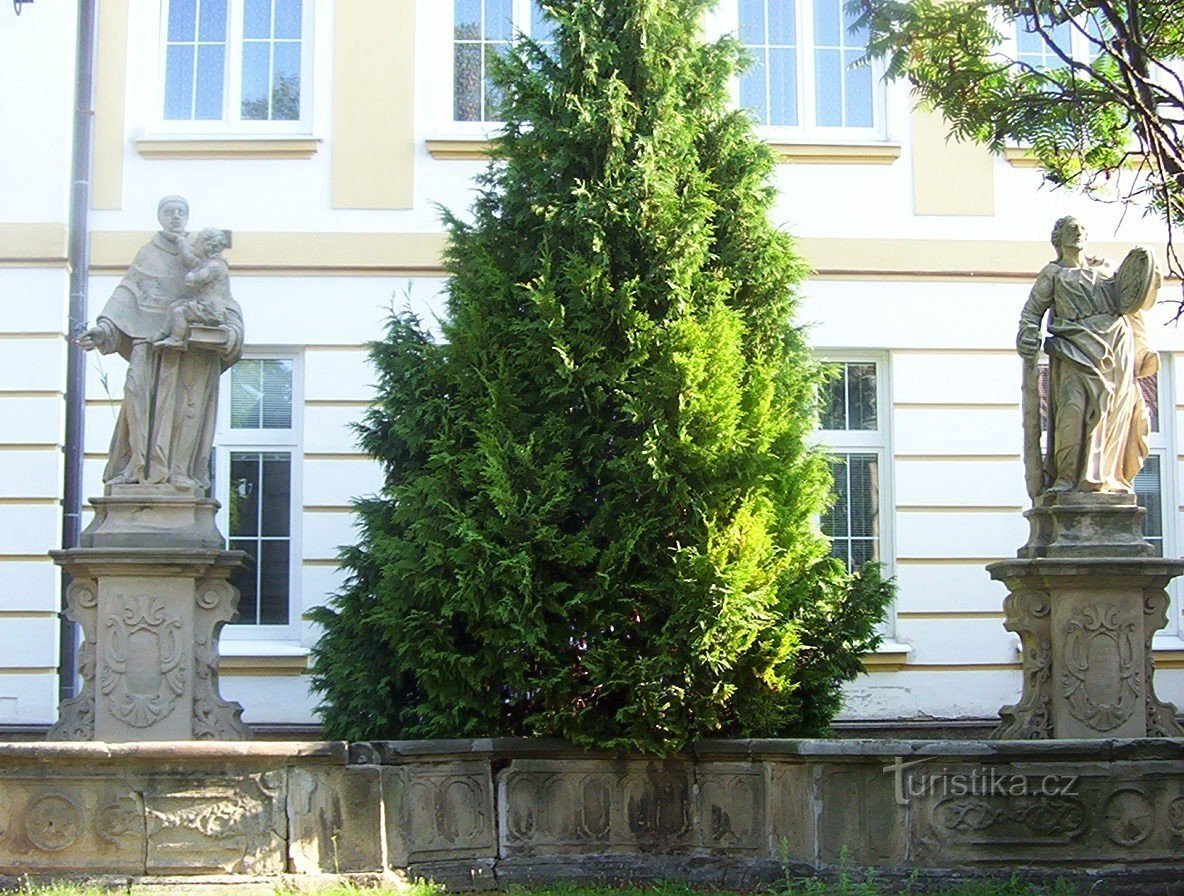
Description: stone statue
xmin=78 ymin=196 xmax=244 ymax=493
xmin=1017 ymin=215 xmax=1161 ymax=499
xmin=50 ymin=196 xmax=251 ymax=742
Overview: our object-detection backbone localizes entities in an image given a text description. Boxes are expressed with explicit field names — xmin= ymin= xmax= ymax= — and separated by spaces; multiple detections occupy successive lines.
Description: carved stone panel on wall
xmin=497 ymin=759 xmax=721 ymax=857
xmin=383 ymin=761 xmax=496 ymax=865
xmin=0 ymin=778 xmax=145 ymax=873
xmin=142 ymin=772 xmax=286 ymax=874
xmin=910 ymin=766 xmax=1184 ymax=865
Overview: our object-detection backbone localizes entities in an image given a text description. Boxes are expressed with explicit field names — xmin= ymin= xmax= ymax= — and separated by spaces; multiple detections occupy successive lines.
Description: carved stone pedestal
xmin=51 ymin=482 xmax=251 ymax=741
xmin=990 ymin=494 xmax=1184 ymax=739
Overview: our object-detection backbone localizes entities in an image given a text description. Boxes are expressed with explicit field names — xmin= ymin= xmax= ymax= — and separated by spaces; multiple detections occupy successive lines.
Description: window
xmin=817 ymin=359 xmax=890 ymax=572
xmin=216 ymin=356 xmax=302 ymax=634
xmin=1013 ymin=12 xmax=1106 ymax=71
xmin=161 ymin=0 xmax=310 ymax=130
xmin=453 ymin=0 xmax=554 ymax=122
xmin=734 ymin=0 xmax=880 ymax=135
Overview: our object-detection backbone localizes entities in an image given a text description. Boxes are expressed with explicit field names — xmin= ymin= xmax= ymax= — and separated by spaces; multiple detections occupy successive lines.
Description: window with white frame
xmin=453 ymin=0 xmax=555 ymax=122
xmin=817 ymin=359 xmax=889 ymax=571
xmin=732 ymin=0 xmax=882 ymax=136
xmin=1012 ymin=12 xmax=1107 ymax=71
xmin=216 ymin=356 xmax=302 ymax=634
xmin=161 ymin=0 xmax=311 ymax=130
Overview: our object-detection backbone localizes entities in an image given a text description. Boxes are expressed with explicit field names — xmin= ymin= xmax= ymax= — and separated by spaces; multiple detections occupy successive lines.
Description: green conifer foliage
xmin=309 ymin=0 xmax=894 ymax=751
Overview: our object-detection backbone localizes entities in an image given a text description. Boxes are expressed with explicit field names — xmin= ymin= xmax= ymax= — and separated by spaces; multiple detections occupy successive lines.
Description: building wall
xmin=2 ymin=0 xmax=1183 ymax=728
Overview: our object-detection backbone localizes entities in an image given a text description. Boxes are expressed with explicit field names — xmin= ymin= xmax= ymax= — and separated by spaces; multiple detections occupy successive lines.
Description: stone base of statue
xmin=49 ymin=486 xmax=250 ymax=742
xmin=989 ymin=493 xmax=1184 ymax=739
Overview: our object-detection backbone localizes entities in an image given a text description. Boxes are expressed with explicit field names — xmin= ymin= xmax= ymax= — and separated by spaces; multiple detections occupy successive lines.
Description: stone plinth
xmin=990 ymin=492 xmax=1184 ymax=739
xmin=81 ymin=484 xmax=224 ymax=550
xmin=49 ymin=547 xmax=250 ymax=742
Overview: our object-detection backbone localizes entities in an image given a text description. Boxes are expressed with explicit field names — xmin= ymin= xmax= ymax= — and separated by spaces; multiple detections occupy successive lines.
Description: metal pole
xmin=60 ymin=0 xmax=97 ymax=703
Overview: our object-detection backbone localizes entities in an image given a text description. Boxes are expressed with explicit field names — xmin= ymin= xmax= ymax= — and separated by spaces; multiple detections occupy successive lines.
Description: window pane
xmin=484 ymin=42 xmax=508 ymax=120
xmin=231 ymin=359 xmax=263 ymax=428
xmin=740 ymin=59 xmax=768 ymax=124
xmin=768 ymin=0 xmax=795 ymax=44
xmin=455 ymin=43 xmax=482 ymax=120
xmin=274 ymin=0 xmax=302 ymax=39
xmin=531 ymin=0 xmax=556 ymax=44
xmin=195 ymin=44 xmax=226 ymax=120
xmin=261 ymin=358 xmax=294 ymax=428
xmin=814 ymin=0 xmax=840 ymax=47
xmin=240 ymin=41 xmax=272 ymax=119
xmin=164 ymin=45 xmax=195 ymax=120
xmin=815 ymin=48 xmax=842 ymax=127
xmin=243 ymin=0 xmax=271 ymax=38
xmin=271 ymin=41 xmax=302 ymax=120
xmin=456 ymin=0 xmax=481 ymax=40
xmin=848 ymin=454 xmax=879 ymax=538
xmin=821 ymin=458 xmax=850 ymax=538
xmin=739 ymin=0 xmax=765 ymax=45
xmin=824 ymin=454 xmax=880 ymax=570
xmin=229 ymin=537 xmax=259 ymax=624
xmin=229 ymin=453 xmax=261 ymax=538
xmin=168 ymin=0 xmax=197 ymax=42
xmin=258 ymin=540 xmax=290 ymax=625
xmin=844 ymin=50 xmax=872 ymax=127
xmin=769 ymin=47 xmax=797 ymax=126
xmin=261 ymin=453 xmax=292 ymax=536
xmin=198 ymin=0 xmax=227 ymax=42
xmin=846 ymin=363 xmax=877 ymax=430
xmin=819 ymin=363 xmax=846 ymax=430
xmin=1134 ymin=455 xmax=1163 ymax=556
xmin=485 ymin=0 xmax=513 ymax=41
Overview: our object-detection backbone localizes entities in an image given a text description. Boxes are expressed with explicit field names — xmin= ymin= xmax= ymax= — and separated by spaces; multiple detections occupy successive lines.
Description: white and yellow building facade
xmin=2 ymin=0 xmax=1183 ymax=733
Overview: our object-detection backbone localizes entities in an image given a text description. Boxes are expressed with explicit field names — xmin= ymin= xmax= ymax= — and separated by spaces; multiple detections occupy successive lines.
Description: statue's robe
xmin=91 ymin=232 xmax=244 ymax=490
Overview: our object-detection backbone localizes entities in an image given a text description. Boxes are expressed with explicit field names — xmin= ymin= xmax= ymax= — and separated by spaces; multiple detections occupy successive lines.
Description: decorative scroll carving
xmin=1060 ymin=603 xmax=1140 ymax=731
xmin=192 ymin=580 xmax=251 ymax=740
xmin=935 ymin=796 xmax=1087 ymax=842
xmin=47 ymin=581 xmax=98 ymax=741
xmin=24 ymin=794 xmax=83 ymax=853
xmin=994 ymin=590 xmax=1054 ymax=739
xmin=1143 ymin=590 xmax=1184 ymax=736
xmin=100 ymin=594 xmax=185 ymax=728
xmin=96 ymin=798 xmax=142 ymax=846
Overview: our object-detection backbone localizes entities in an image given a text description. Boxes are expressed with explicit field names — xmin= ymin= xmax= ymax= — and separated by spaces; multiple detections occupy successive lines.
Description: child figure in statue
xmin=153 ymin=227 xmax=231 ymax=349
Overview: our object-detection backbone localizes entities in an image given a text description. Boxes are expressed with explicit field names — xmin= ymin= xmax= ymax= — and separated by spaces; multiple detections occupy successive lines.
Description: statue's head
xmin=157 ymin=195 xmax=190 ymax=234
xmin=196 ymin=227 xmax=227 ymax=257
xmin=1051 ymin=216 xmax=1086 ymax=261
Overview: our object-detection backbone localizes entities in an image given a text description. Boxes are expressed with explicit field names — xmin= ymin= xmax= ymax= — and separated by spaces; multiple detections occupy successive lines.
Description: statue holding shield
xmin=1017 ymin=216 xmax=1161 ymax=500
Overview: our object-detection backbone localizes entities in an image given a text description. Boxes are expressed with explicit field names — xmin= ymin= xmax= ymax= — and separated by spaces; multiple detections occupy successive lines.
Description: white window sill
xmin=861 ymin=640 xmax=912 ymax=673
xmin=218 ymin=640 xmax=309 ymax=676
xmin=135 ymin=135 xmax=321 ymax=160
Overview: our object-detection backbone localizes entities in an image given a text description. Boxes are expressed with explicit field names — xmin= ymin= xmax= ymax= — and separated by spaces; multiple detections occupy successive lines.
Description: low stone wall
xmin=1 ymin=739 xmax=1183 ymax=890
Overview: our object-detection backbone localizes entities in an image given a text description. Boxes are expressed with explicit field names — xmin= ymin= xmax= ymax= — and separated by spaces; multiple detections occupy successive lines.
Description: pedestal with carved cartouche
xmin=48 ymin=484 xmax=250 ymax=741
xmin=989 ymin=492 xmax=1184 ymax=738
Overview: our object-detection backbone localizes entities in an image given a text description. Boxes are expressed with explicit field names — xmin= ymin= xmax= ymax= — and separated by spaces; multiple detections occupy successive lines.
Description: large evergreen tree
xmin=309 ymin=0 xmax=893 ymax=752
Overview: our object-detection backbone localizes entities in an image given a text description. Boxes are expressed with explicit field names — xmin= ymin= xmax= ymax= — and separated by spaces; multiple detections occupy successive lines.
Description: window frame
xmin=814 ymin=352 xmax=897 ymax=643
xmin=151 ymin=0 xmax=315 ymax=136
xmin=214 ymin=350 xmax=304 ymax=642
xmin=1143 ymin=355 xmax=1181 ymax=639
xmin=713 ymin=0 xmax=889 ymax=142
xmin=814 ymin=353 xmax=896 ymax=570
xmin=441 ymin=0 xmax=550 ymax=132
